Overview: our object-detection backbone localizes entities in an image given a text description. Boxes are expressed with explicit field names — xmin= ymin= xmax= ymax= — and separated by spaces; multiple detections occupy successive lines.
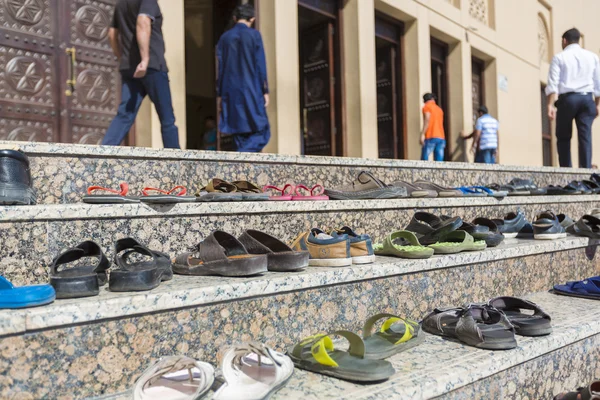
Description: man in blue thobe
xmin=216 ymin=4 xmax=270 ymax=152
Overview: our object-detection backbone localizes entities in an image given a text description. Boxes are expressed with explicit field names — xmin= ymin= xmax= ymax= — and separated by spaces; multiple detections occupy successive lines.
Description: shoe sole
xmin=534 ymin=233 xmax=567 ymax=240
xmin=502 ymin=232 xmax=519 ymax=239
xmin=308 ymin=257 xmax=353 ymax=267
xmin=0 ymin=183 xmax=35 ymax=205
xmin=352 ymin=254 xmax=376 ymax=264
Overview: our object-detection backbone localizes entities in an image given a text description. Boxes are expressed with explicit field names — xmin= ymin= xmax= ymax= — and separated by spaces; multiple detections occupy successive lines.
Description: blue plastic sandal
xmin=456 ymin=186 xmax=487 ymax=197
xmin=470 ymin=186 xmax=508 ymax=198
xmin=0 ymin=276 xmax=55 ymax=309
xmin=553 ymin=277 xmax=600 ymax=300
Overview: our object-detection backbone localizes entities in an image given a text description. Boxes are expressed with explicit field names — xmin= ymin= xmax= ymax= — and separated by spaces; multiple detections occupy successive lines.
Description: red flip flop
xmin=292 ymin=184 xmax=329 ymax=201
xmin=83 ymin=183 xmax=140 ymax=204
xmin=140 ymin=186 xmax=197 ymax=204
xmin=263 ymin=184 xmax=294 ymax=201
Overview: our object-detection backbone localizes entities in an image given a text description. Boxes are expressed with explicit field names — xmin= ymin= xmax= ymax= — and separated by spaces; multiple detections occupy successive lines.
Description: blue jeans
xmin=230 ymin=126 xmax=271 ymax=152
xmin=421 ymin=138 xmax=446 ymax=161
xmin=475 ymin=148 xmax=496 ymax=164
xmin=102 ymin=69 xmax=180 ymax=148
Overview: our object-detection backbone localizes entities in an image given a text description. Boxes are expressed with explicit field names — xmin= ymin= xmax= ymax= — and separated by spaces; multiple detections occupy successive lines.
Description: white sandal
xmin=213 ymin=342 xmax=294 ymax=400
xmin=133 ymin=355 xmax=214 ymax=400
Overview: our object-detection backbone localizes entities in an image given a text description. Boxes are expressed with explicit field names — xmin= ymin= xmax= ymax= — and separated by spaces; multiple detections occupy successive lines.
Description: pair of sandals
xmin=197 ymin=179 xmax=269 ymax=202
xmin=567 ymin=214 xmax=600 ymax=239
xmin=289 ymin=314 xmax=422 ymax=383
xmin=83 ymin=183 xmax=197 ymax=204
xmin=174 ymin=230 xmax=309 ymax=276
xmin=133 ymin=343 xmax=294 ymax=400
xmin=423 ymin=296 xmax=552 ymax=350
xmin=493 ymin=178 xmax=546 ymax=196
xmin=263 ymin=183 xmax=329 ymax=201
xmin=50 ymin=238 xmax=172 ymax=298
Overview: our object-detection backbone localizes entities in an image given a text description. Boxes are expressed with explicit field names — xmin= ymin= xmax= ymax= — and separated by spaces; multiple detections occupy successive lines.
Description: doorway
xmin=471 ymin=57 xmax=485 ymax=127
xmin=430 ymin=39 xmax=449 ymax=160
xmin=375 ymin=15 xmax=405 ymax=159
xmin=541 ymin=85 xmax=552 ymax=166
xmin=184 ymin=0 xmax=254 ymax=150
xmin=298 ymin=0 xmax=343 ymax=156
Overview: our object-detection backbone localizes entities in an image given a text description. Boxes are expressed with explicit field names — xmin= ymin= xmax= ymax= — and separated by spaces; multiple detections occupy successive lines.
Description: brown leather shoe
xmin=325 ymin=171 xmax=406 ymax=200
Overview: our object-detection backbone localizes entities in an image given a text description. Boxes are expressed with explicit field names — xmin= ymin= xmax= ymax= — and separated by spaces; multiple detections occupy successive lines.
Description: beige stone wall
xmin=152 ymin=0 xmax=600 ymax=167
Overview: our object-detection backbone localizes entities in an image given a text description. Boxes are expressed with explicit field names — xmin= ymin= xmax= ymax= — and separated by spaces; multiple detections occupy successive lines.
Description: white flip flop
xmin=213 ymin=342 xmax=294 ymax=400
xmin=133 ymin=356 xmax=214 ymax=400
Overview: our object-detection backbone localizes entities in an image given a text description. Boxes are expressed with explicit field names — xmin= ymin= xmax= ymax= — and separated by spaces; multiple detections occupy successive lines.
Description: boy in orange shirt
xmin=420 ymin=93 xmax=446 ymax=161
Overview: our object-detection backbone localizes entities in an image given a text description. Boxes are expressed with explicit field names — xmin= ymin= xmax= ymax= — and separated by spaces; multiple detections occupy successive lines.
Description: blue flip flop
xmin=0 ymin=276 xmax=56 ymax=309
xmin=455 ymin=186 xmax=488 ymax=197
xmin=470 ymin=186 xmax=508 ymax=198
xmin=553 ymin=277 xmax=600 ymax=300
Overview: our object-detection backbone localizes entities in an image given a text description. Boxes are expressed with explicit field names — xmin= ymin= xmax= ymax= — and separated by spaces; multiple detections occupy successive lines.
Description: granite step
xmin=2 ymin=141 xmax=597 ymax=204
xmin=2 ymin=195 xmax=600 ymax=286
xmin=90 ymin=292 xmax=600 ymax=400
xmin=1 ymin=238 xmax=598 ymax=399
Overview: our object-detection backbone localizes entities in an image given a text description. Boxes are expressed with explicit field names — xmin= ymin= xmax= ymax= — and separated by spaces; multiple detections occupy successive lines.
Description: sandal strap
xmin=203 ymin=179 xmax=237 ymax=193
xmin=176 ymin=231 xmax=247 ymax=265
xmin=232 ymin=181 xmax=263 ymax=194
xmin=142 ymin=186 xmax=187 ymax=196
xmin=221 ymin=343 xmax=287 ymax=384
xmin=263 ymin=184 xmax=294 ymax=195
xmin=51 ymin=240 xmax=109 ymax=275
xmin=488 ymin=296 xmax=551 ymax=321
xmin=145 ymin=356 xmax=201 ymax=388
xmin=114 ymin=238 xmax=157 ymax=271
xmin=87 ymin=182 xmax=128 ymax=196
xmin=362 ymin=313 xmax=417 ymax=344
xmin=292 ymin=330 xmax=365 ymax=366
xmin=294 ymin=184 xmax=325 ymax=197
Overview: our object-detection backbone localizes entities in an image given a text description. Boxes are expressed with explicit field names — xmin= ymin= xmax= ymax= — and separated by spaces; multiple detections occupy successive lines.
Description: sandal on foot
xmin=373 ymin=231 xmax=434 ymax=259
xmin=238 ymin=229 xmax=309 ymax=272
xmin=232 ymin=181 xmax=269 ymax=201
xmin=362 ymin=313 xmax=424 ymax=359
xmin=140 ymin=186 xmax=196 ymax=204
xmin=133 ymin=356 xmax=215 ymax=400
xmin=173 ymin=231 xmax=268 ymax=276
xmin=263 ymin=184 xmax=294 ymax=201
xmin=197 ymin=179 xmax=243 ymax=202
xmin=553 ymin=277 xmax=600 ymax=300
xmin=428 ymin=230 xmax=487 ymax=254
xmin=288 ymin=330 xmax=395 ymax=382
xmin=109 ymin=238 xmax=173 ymax=292
xmin=292 ymin=184 xmax=329 ymax=201
xmin=83 ymin=182 xmax=140 ymax=204
xmin=213 ymin=343 xmax=294 ymax=400
xmin=404 ymin=212 xmax=462 ymax=246
xmin=50 ymin=241 xmax=110 ymax=299
xmin=488 ymin=296 xmax=552 ymax=336
xmin=554 ymin=381 xmax=600 ymax=400
xmin=0 ymin=276 xmax=55 ymax=309
xmin=422 ymin=304 xmax=517 ymax=350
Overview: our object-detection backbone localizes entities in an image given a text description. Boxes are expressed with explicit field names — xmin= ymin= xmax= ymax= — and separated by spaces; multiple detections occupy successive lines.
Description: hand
xmin=133 ymin=60 xmax=149 ymax=78
xmin=470 ymin=146 xmax=477 ymax=155
xmin=264 ymin=94 xmax=270 ymax=107
xmin=548 ymin=105 xmax=556 ymax=121
xmin=419 ymin=135 xmax=425 ymax=146
xmin=596 ymin=105 xmax=600 ymax=119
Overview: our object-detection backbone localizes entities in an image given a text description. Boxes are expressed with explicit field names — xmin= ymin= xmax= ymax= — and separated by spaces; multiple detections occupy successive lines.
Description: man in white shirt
xmin=546 ymin=28 xmax=600 ymax=168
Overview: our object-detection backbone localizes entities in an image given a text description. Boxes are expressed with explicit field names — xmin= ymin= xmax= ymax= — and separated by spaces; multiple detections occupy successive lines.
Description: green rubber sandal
xmin=428 ymin=230 xmax=487 ymax=254
xmin=288 ymin=330 xmax=395 ymax=382
xmin=373 ymin=231 xmax=434 ymax=259
xmin=362 ymin=313 xmax=425 ymax=360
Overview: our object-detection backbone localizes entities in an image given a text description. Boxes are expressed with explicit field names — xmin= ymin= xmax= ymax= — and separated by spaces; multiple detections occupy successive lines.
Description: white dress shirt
xmin=545 ymin=44 xmax=600 ymax=97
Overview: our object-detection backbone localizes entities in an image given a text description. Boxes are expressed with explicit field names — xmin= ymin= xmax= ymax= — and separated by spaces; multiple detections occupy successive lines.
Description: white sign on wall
xmin=498 ymin=74 xmax=509 ymax=92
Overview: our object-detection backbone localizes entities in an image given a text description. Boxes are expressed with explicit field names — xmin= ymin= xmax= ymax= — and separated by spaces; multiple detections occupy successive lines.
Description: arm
xmin=420 ymin=112 xmax=430 ymax=146
xmin=255 ymin=32 xmax=269 ymax=107
xmin=471 ymin=129 xmax=482 ymax=154
xmin=134 ymin=14 xmax=152 ymax=78
xmin=108 ymin=28 xmax=121 ymax=59
xmin=546 ymin=55 xmax=561 ymax=120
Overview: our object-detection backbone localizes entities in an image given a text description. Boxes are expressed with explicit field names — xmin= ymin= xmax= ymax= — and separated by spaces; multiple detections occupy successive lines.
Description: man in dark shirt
xmin=217 ymin=4 xmax=270 ymax=152
xmin=102 ymin=0 xmax=180 ymax=148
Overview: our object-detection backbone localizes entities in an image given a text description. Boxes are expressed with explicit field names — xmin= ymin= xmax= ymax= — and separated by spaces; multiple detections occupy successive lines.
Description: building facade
xmin=1 ymin=0 xmax=600 ymax=166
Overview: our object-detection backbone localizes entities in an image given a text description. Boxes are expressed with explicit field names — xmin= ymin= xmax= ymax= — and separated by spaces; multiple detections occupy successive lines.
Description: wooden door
xmin=430 ymin=39 xmax=449 ymax=159
xmin=376 ymin=45 xmax=397 ymax=159
xmin=60 ymin=0 xmax=122 ymax=145
xmin=300 ymin=23 xmax=335 ymax=156
xmin=471 ymin=58 xmax=484 ymax=127
xmin=0 ymin=0 xmax=61 ymax=142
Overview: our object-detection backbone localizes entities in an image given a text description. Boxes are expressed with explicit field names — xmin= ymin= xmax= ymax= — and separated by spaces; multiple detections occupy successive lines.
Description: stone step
xmin=2 ymin=141 xmax=596 ymax=204
xmin=2 ymin=195 xmax=600 ymax=286
xmin=1 ymin=238 xmax=598 ymax=399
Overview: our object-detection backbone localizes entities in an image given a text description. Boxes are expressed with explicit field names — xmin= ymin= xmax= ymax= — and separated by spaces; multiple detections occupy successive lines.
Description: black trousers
xmin=556 ymin=93 xmax=596 ymax=168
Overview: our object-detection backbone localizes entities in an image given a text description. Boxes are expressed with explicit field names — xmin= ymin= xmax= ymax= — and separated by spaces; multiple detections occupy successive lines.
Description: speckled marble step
xmin=3 ymin=195 xmax=600 ymax=286
xmin=269 ymin=292 xmax=600 ymax=400
xmin=2 ymin=246 xmax=597 ymax=399
xmin=2 ymin=141 xmax=597 ymax=204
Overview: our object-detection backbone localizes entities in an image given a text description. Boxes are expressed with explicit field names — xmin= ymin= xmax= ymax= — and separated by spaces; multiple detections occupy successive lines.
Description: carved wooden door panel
xmin=60 ymin=0 xmax=121 ymax=145
xmin=0 ymin=0 xmax=61 ymax=142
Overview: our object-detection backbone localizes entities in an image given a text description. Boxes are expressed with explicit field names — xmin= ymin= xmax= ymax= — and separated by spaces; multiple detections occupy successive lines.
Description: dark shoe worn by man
xmin=103 ymin=0 xmax=180 ymax=148
xmin=0 ymin=149 xmax=36 ymax=205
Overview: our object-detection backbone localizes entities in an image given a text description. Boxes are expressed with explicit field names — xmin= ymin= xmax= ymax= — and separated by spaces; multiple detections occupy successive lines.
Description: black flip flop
xmin=109 ymin=238 xmax=173 ymax=292
xmin=488 ymin=296 xmax=552 ymax=336
xmin=49 ymin=241 xmax=110 ymax=299
xmin=238 ymin=229 xmax=309 ymax=272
